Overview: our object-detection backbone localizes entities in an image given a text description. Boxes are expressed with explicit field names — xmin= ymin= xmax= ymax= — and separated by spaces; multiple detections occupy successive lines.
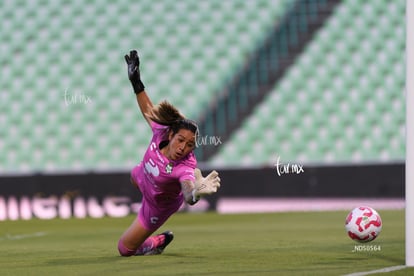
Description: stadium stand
xmin=195 ymin=0 xmax=340 ymax=160
xmin=0 ymin=0 xmax=292 ymax=173
xmin=211 ymin=0 xmax=405 ymax=166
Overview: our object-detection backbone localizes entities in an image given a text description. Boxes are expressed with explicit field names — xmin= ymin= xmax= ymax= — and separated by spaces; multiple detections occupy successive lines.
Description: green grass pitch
xmin=0 ymin=210 xmax=410 ymax=275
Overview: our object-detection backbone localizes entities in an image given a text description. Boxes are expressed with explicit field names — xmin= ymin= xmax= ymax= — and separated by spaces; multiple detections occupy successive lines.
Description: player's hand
xmin=192 ymin=169 xmax=221 ymax=200
xmin=124 ymin=50 xmax=145 ymax=94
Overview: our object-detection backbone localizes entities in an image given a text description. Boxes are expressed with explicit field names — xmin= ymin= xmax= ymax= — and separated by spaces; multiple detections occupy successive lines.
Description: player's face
xmin=167 ymin=128 xmax=196 ymax=160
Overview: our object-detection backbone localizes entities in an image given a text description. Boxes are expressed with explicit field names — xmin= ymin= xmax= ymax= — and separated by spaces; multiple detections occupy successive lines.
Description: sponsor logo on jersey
xmin=165 ymin=163 xmax=173 ymax=174
xmin=144 ymin=158 xmax=159 ymax=177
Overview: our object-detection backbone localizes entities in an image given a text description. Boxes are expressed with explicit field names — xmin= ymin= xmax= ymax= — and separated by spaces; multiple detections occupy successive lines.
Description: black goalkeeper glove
xmin=124 ymin=50 xmax=145 ymax=94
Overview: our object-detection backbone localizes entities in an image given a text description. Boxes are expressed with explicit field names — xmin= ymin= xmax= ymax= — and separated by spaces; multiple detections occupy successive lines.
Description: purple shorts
xmin=138 ymin=197 xmax=182 ymax=231
xmin=131 ymin=165 xmax=184 ymax=231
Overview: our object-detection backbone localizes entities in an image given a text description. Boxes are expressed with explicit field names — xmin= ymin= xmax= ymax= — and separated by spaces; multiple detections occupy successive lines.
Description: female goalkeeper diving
xmin=117 ymin=50 xmax=221 ymax=256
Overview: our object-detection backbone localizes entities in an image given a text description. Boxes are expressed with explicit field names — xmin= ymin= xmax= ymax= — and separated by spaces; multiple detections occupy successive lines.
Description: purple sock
xmin=135 ymin=235 xmax=165 ymax=255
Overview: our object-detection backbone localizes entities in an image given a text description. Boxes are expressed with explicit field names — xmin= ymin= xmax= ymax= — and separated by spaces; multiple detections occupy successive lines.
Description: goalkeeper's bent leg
xmin=118 ymin=239 xmax=136 ymax=256
xmin=118 ymin=234 xmax=169 ymax=256
xmin=117 ymin=216 xmax=154 ymax=256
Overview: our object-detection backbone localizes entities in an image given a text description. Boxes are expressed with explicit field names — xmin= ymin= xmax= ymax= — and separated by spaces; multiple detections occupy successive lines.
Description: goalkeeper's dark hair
xmin=146 ymin=100 xmax=199 ymax=136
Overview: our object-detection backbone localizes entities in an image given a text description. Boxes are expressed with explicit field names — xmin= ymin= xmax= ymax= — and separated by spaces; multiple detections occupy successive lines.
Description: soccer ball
xmin=345 ymin=206 xmax=382 ymax=243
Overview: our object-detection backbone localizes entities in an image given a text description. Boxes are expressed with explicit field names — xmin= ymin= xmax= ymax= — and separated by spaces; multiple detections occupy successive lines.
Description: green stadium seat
xmin=0 ymin=0 xmax=405 ymax=172
xmin=211 ymin=0 xmax=405 ymax=166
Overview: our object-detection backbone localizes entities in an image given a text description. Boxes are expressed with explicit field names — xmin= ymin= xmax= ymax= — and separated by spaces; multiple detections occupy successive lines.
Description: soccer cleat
xmin=144 ymin=231 xmax=174 ymax=255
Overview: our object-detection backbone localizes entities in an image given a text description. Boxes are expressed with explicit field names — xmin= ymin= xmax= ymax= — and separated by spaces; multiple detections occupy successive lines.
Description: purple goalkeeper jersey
xmin=131 ymin=121 xmax=197 ymax=210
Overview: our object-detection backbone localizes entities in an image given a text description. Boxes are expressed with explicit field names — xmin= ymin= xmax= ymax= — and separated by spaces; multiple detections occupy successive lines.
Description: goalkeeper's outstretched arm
xmin=180 ymin=169 xmax=221 ymax=205
xmin=124 ymin=50 xmax=153 ymax=126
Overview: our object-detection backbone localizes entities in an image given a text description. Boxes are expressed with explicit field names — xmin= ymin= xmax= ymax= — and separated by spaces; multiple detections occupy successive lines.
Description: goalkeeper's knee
xmin=117 ymin=239 xmax=136 ymax=257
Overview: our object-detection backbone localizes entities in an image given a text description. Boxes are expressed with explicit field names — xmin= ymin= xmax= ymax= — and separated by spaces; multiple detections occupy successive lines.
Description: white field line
xmin=0 ymin=232 xmax=47 ymax=241
xmin=342 ymin=265 xmax=406 ymax=276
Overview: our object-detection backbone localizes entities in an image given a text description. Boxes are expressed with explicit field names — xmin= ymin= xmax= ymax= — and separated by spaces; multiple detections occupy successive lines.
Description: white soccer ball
xmin=345 ymin=206 xmax=382 ymax=243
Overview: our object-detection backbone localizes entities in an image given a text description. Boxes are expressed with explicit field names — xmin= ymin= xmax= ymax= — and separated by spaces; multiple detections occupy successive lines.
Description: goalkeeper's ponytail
xmin=146 ymin=100 xmax=199 ymax=136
